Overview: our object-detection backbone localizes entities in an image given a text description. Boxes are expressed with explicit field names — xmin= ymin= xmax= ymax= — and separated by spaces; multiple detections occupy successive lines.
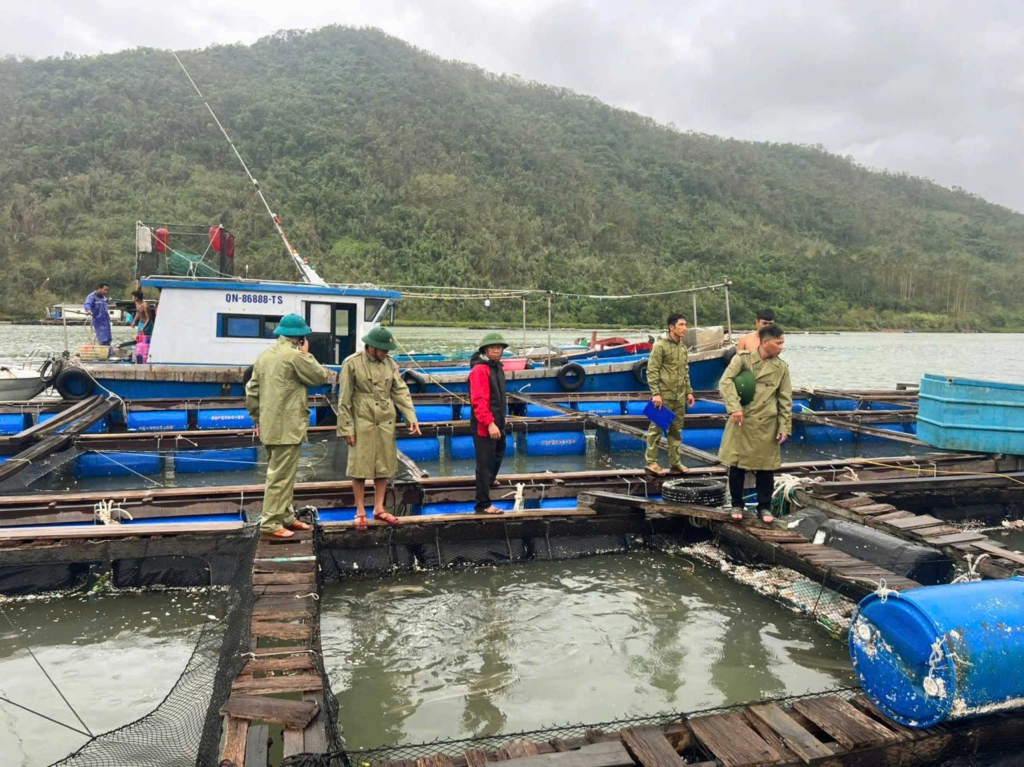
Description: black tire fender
xmin=722 ymin=346 xmax=737 ymax=366
xmin=54 ymin=368 xmax=95 ymax=401
xmin=556 ymin=362 xmax=587 ymax=392
xmin=39 ymin=357 xmax=64 ymax=385
xmin=632 ymin=359 xmax=648 ymax=386
xmin=242 ymin=365 xmax=254 ymax=387
xmin=402 ymin=369 xmax=427 ymax=393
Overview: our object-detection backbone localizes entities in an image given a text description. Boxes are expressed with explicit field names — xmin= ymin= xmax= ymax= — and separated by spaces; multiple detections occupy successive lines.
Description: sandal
xmin=669 ymin=464 xmax=689 ymax=475
xmin=730 ymin=508 xmax=745 ymax=521
xmin=375 ymin=510 xmax=400 ymax=525
xmin=354 ymin=514 xmax=368 ymax=531
xmin=287 ymin=520 xmax=312 ymax=531
xmin=263 ymin=527 xmax=294 ymax=539
xmin=476 ymin=506 xmax=504 ymax=515
xmin=645 ymin=464 xmax=667 ymax=476
xmin=761 ymin=513 xmax=775 ymax=524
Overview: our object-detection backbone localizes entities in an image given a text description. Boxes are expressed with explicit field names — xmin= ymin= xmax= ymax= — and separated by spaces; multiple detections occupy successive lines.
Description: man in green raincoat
xmin=337 ymin=326 xmax=421 ymax=530
xmin=645 ymin=313 xmax=696 ymax=475
xmin=246 ymin=314 xmax=331 ymax=538
xmin=719 ymin=324 xmax=793 ymax=523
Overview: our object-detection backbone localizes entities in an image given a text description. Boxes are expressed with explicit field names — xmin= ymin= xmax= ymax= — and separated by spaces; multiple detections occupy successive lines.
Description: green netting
xmin=167 ymin=250 xmax=220 ymax=278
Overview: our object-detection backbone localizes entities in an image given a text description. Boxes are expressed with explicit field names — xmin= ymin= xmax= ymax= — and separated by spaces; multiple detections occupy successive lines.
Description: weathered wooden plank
xmin=0 ymin=520 xmax=244 ymax=540
xmin=849 ymin=695 xmax=924 ymax=742
xmin=620 ymin=726 xmax=685 ymax=767
xmin=251 ymin=606 xmax=312 ymax=621
xmin=231 ymin=675 xmax=322 ymax=695
xmin=747 ymin=703 xmax=833 ymax=763
xmin=242 ymin=655 xmax=316 ymax=675
xmin=222 ymin=716 xmax=249 ymax=767
xmin=303 ymin=690 xmax=329 ymax=754
xmin=500 ymin=739 xmax=541 ymax=759
xmin=220 ymin=695 xmax=318 ymax=728
xmin=253 ymin=584 xmax=314 ymax=595
xmin=971 ymin=541 xmax=1024 ymax=565
xmin=253 ymin=559 xmax=317 ymax=574
xmin=250 ymin=621 xmax=311 ymax=641
xmin=283 ymin=728 xmax=304 ymax=758
xmin=245 ymin=645 xmax=311 ymax=657
xmin=792 ymin=697 xmax=898 ymax=750
xmin=922 ymin=531 xmax=988 ymax=545
xmin=495 ymin=742 xmax=634 ymax=767
xmin=873 ymin=511 xmax=915 ymax=523
xmin=252 ymin=572 xmax=316 ymax=586
xmin=463 ymin=748 xmax=489 ymax=767
xmin=835 ymin=496 xmax=876 ymax=509
xmin=687 ymin=712 xmax=783 ymax=767
xmin=256 ymin=542 xmax=313 ymax=558
xmin=884 ymin=515 xmax=944 ymax=530
xmin=415 ymin=756 xmax=455 ymax=767
xmin=908 ymin=525 xmax=961 ymax=539
xmin=851 ymin=504 xmax=897 ymax=516
xmin=245 ymin=723 xmax=270 ymax=767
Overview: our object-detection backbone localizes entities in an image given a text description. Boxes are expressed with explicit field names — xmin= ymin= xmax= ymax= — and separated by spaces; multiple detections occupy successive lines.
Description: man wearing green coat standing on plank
xmin=245 ymin=314 xmax=331 ymax=539
xmin=645 ymin=313 xmax=696 ymax=476
xmin=719 ymin=323 xmax=793 ymax=524
xmin=337 ymin=326 xmax=421 ymax=531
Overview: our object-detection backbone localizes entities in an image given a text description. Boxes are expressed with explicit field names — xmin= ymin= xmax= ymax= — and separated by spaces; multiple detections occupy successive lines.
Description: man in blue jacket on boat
xmin=83 ymin=282 xmax=112 ymax=353
xmin=645 ymin=313 xmax=696 ymax=476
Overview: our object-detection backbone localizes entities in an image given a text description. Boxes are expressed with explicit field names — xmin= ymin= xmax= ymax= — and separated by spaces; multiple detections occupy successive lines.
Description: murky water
xmin=0 ymin=590 xmax=210 ymax=766
xmin=3 ymin=325 xmax=1024 ymax=390
xmin=321 ymin=551 xmax=856 ymax=750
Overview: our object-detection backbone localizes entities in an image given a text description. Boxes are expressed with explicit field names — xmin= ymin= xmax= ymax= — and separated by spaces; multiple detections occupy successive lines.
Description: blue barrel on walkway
xmin=518 ymin=430 xmax=586 ymax=456
xmin=850 ymin=578 xmax=1024 ymax=727
xmin=196 ymin=408 xmax=254 ymax=430
xmin=396 ymin=437 xmax=441 ymax=462
xmin=413 ymin=405 xmax=455 ymax=423
xmin=576 ymin=401 xmax=621 ymax=416
xmin=127 ymin=410 xmax=189 ymax=432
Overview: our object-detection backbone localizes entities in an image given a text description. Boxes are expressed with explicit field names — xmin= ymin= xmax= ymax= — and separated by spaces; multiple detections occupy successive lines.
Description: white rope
xmin=501 ymin=482 xmax=526 ymax=511
xmin=771 ymin=473 xmax=824 ymax=503
xmin=93 ymin=499 xmax=133 ymax=525
xmin=951 ymin=553 xmax=989 ymax=583
xmin=874 ymin=578 xmax=898 ymax=603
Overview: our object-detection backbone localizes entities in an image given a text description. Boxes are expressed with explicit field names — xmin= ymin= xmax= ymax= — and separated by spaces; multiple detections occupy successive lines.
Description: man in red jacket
xmin=469 ymin=332 xmax=509 ymax=514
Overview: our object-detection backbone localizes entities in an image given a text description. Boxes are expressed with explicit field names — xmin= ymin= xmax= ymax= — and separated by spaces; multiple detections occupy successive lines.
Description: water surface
xmin=321 ymin=551 xmax=855 ymax=750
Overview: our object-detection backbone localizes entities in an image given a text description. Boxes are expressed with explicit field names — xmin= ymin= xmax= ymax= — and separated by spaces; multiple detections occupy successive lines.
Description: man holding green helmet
xmin=719 ymin=324 xmax=793 ymax=523
xmin=246 ymin=313 xmax=331 ymax=538
xmin=337 ymin=325 xmax=421 ymax=529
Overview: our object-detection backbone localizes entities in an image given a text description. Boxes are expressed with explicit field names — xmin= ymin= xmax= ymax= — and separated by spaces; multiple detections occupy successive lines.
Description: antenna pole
xmin=171 ymin=51 xmax=325 ymax=284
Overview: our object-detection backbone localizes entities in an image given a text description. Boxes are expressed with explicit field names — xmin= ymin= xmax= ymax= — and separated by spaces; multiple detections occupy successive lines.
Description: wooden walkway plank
xmin=792 ymin=696 xmax=898 ymax=750
xmin=242 ymin=654 xmax=316 ymax=675
xmin=250 ymin=620 xmax=311 ymax=641
xmin=230 ymin=675 xmax=323 ymax=695
xmin=849 ymin=695 xmax=925 ymax=742
xmin=687 ymin=712 xmax=784 ymax=767
xmin=245 ymin=723 xmax=270 ymax=767
xmin=463 ymin=748 xmax=489 ymax=767
xmin=222 ymin=716 xmax=249 ymax=767
xmin=873 ymin=511 xmax=915 ymax=523
xmin=220 ymin=695 xmax=318 ymax=728
xmin=884 ymin=515 xmax=944 ymax=530
xmin=303 ymin=690 xmax=329 ymax=754
xmin=747 ymin=703 xmax=833 ymax=763
xmin=494 ymin=742 xmax=634 ymax=767
xmin=923 ymin=531 xmax=987 ymax=545
xmin=252 ymin=571 xmax=316 ymax=586
xmin=416 ymin=756 xmax=455 ymax=767
xmin=283 ymin=727 xmax=304 ymax=758
xmin=972 ymin=541 xmax=1024 ymax=566
xmin=620 ymin=726 xmax=686 ymax=767
xmin=500 ymin=739 xmax=541 ymax=759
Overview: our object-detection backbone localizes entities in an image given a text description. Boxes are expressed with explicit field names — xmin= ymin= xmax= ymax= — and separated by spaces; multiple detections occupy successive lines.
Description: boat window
xmin=217 ymin=314 xmax=283 ymax=339
xmin=364 ymin=297 xmax=385 ymax=322
xmin=335 ymin=306 xmax=351 ymax=337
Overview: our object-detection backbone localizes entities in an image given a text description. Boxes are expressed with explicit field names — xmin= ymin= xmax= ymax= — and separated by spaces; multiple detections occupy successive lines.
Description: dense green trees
xmin=1 ymin=26 xmax=1022 ymax=330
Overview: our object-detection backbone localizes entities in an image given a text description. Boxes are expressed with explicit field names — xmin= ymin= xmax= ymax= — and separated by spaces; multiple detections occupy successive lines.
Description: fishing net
xmin=0 ymin=445 xmax=86 ymax=493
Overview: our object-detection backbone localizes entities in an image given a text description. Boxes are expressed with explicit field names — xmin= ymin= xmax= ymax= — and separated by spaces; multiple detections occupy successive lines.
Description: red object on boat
xmin=154 ymin=228 xmax=169 ymax=253
xmin=208 ymin=226 xmax=222 ymax=253
xmin=502 ymin=358 xmax=528 ymax=372
xmin=593 ymin=337 xmax=630 ymax=348
xmin=223 ymin=232 xmax=235 ymax=258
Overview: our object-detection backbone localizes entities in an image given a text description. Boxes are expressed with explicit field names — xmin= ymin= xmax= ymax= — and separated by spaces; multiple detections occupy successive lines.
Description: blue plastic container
xmin=75 ymin=451 xmax=161 ymax=478
xmin=524 ymin=402 xmax=571 ymax=418
xmin=686 ymin=399 xmax=727 ymax=415
xmin=851 ymin=579 xmax=1024 ymax=727
xmin=682 ymin=428 xmax=722 ymax=451
xmin=38 ymin=412 xmax=108 ymax=434
xmin=127 ymin=410 xmax=189 ymax=433
xmin=519 ymin=430 xmax=587 ymax=456
xmin=918 ymin=374 xmax=1024 ymax=454
xmin=595 ymin=427 xmax=645 ymax=453
xmin=624 ymin=401 xmax=649 ymax=416
xmin=421 ymin=500 xmax=515 ymax=516
xmin=196 ymin=409 xmax=254 ymax=430
xmin=414 ymin=405 xmax=455 ymax=423
xmin=576 ymin=401 xmax=622 ymax=417
xmin=799 ymin=425 xmax=855 ymax=444
xmin=0 ymin=413 xmax=31 ymax=435
xmin=396 ymin=437 xmax=441 ymax=462
xmin=175 ymin=447 xmax=258 ymax=473
xmin=539 ymin=497 xmax=579 ymax=509
xmin=449 ymin=434 xmax=515 ymax=460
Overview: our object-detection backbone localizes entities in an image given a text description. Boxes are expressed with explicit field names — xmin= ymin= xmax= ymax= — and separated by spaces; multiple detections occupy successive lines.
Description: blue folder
xmin=643 ymin=400 xmax=676 ymax=432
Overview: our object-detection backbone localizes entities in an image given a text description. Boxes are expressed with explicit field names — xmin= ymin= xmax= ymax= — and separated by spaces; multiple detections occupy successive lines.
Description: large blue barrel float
xmin=449 ymin=435 xmax=515 ymax=461
xmin=0 ymin=413 xmax=32 ymax=435
xmin=196 ymin=408 xmax=254 ymax=430
xmin=518 ymin=431 xmax=586 ymax=456
xmin=127 ymin=410 xmax=189 ymax=432
xmin=175 ymin=447 xmax=258 ymax=473
xmin=413 ymin=405 xmax=455 ymax=423
xmin=918 ymin=374 xmax=1024 ymax=454
xmin=575 ymin=401 xmax=621 ymax=417
xmin=396 ymin=437 xmax=441 ymax=462
xmin=850 ymin=578 xmax=1024 ymax=727
xmin=75 ymin=451 xmax=162 ymax=478
xmin=596 ymin=427 xmax=645 ymax=453
xmin=524 ymin=402 xmax=571 ymax=418
xmin=38 ymin=412 xmax=108 ymax=434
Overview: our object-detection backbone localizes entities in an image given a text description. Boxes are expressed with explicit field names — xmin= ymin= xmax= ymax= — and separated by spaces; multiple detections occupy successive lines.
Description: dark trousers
xmin=728 ymin=466 xmax=775 ymax=512
xmin=473 ymin=434 xmax=507 ymax=511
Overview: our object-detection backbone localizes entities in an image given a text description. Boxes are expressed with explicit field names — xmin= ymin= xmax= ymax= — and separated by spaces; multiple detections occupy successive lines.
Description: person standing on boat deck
xmin=469 ymin=332 xmax=509 ymax=514
xmin=245 ymin=314 xmax=330 ymax=539
xmin=337 ymin=326 xmax=421 ymax=530
xmin=645 ymin=313 xmax=696 ymax=476
xmin=719 ymin=324 xmax=793 ymax=524
xmin=129 ymin=290 xmax=155 ymax=337
xmin=83 ymin=282 xmax=112 ymax=351
xmin=736 ymin=309 xmax=775 ymax=352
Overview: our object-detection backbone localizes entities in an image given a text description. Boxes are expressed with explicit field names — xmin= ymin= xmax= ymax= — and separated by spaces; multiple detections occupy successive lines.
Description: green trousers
xmin=261 ymin=443 xmax=302 ymax=533
xmin=645 ymin=398 xmax=684 ymax=467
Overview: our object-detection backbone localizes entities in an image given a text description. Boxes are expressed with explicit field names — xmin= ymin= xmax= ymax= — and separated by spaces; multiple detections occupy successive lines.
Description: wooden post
xmin=692 ymin=284 xmax=698 ymax=328
xmin=522 ymin=298 xmax=527 ymax=350
xmin=547 ymin=292 xmax=553 ymax=368
xmin=724 ymin=279 xmax=732 ymax=341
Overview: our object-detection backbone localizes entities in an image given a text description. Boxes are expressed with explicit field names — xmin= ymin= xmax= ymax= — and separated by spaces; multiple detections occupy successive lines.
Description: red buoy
xmin=208 ymin=226 xmax=222 ymax=253
xmin=154 ymin=228 xmax=169 ymax=253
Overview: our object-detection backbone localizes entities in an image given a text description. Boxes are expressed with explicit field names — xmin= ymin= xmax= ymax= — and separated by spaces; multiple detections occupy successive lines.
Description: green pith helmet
xmin=362 ymin=325 xmax=397 ymax=351
xmin=734 ymin=369 xmax=756 ymax=406
xmin=478 ymin=331 xmax=509 ymax=352
xmin=273 ymin=314 xmax=313 ymax=337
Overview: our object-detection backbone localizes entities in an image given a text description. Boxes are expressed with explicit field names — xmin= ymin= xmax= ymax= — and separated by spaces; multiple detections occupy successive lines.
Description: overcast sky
xmin=4 ymin=0 xmax=1023 ymax=212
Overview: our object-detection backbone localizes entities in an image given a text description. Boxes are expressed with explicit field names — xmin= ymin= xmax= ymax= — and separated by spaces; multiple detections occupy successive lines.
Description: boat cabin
xmin=140 ymin=276 xmax=401 ymax=367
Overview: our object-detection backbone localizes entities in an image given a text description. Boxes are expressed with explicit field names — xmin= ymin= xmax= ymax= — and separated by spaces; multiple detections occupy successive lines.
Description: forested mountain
xmin=2 ymin=26 xmax=1022 ymax=330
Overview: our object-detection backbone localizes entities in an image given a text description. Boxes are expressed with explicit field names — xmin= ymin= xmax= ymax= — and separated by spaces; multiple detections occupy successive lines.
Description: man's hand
xmin=344 ymin=435 xmax=356 ymax=446
xmin=254 ymin=424 xmax=260 ymax=439
xmin=777 ymin=432 xmax=788 ymax=445
xmin=686 ymin=393 xmax=695 ymax=408
xmin=298 ymin=337 xmax=310 ymax=354
xmin=488 ymin=422 xmax=501 ymax=440
xmin=730 ymin=411 xmax=744 ymax=425
xmin=408 ymin=422 xmax=422 ymax=437
xmin=652 ymin=394 xmax=663 ymax=409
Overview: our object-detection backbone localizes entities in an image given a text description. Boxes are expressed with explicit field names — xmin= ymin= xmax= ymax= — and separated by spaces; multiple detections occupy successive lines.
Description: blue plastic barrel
xmin=686 ymin=399 xmax=727 ymax=415
xmin=918 ymin=374 xmax=1024 ymax=454
xmin=396 ymin=437 xmax=441 ymax=462
xmin=449 ymin=434 xmax=515 ymax=460
xmin=850 ymin=578 xmax=1024 ymax=727
xmin=539 ymin=497 xmax=578 ymax=509
xmin=38 ymin=412 xmax=108 ymax=434
xmin=519 ymin=431 xmax=586 ymax=456
xmin=414 ymin=405 xmax=455 ymax=423
xmin=0 ymin=413 xmax=31 ymax=435
xmin=624 ymin=401 xmax=649 ymax=416
xmin=682 ymin=428 xmax=722 ymax=451
xmin=576 ymin=401 xmax=622 ymax=417
xmin=127 ymin=411 xmax=189 ymax=433
xmin=525 ymin=402 xmax=570 ymax=418
xmin=175 ymin=447 xmax=258 ymax=473
xmin=595 ymin=427 xmax=645 ymax=453
xmin=799 ymin=425 xmax=855 ymax=444
xmin=75 ymin=451 xmax=162 ymax=478
xmin=420 ymin=500 xmax=514 ymax=516
xmin=196 ymin=409 xmax=254 ymax=430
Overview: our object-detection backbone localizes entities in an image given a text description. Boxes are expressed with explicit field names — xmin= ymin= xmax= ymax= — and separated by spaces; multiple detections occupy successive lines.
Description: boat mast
xmin=171 ymin=51 xmax=326 ymax=285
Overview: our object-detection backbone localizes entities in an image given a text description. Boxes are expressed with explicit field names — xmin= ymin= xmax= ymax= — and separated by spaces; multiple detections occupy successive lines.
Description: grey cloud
xmin=2 ymin=0 xmax=1022 ymax=211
